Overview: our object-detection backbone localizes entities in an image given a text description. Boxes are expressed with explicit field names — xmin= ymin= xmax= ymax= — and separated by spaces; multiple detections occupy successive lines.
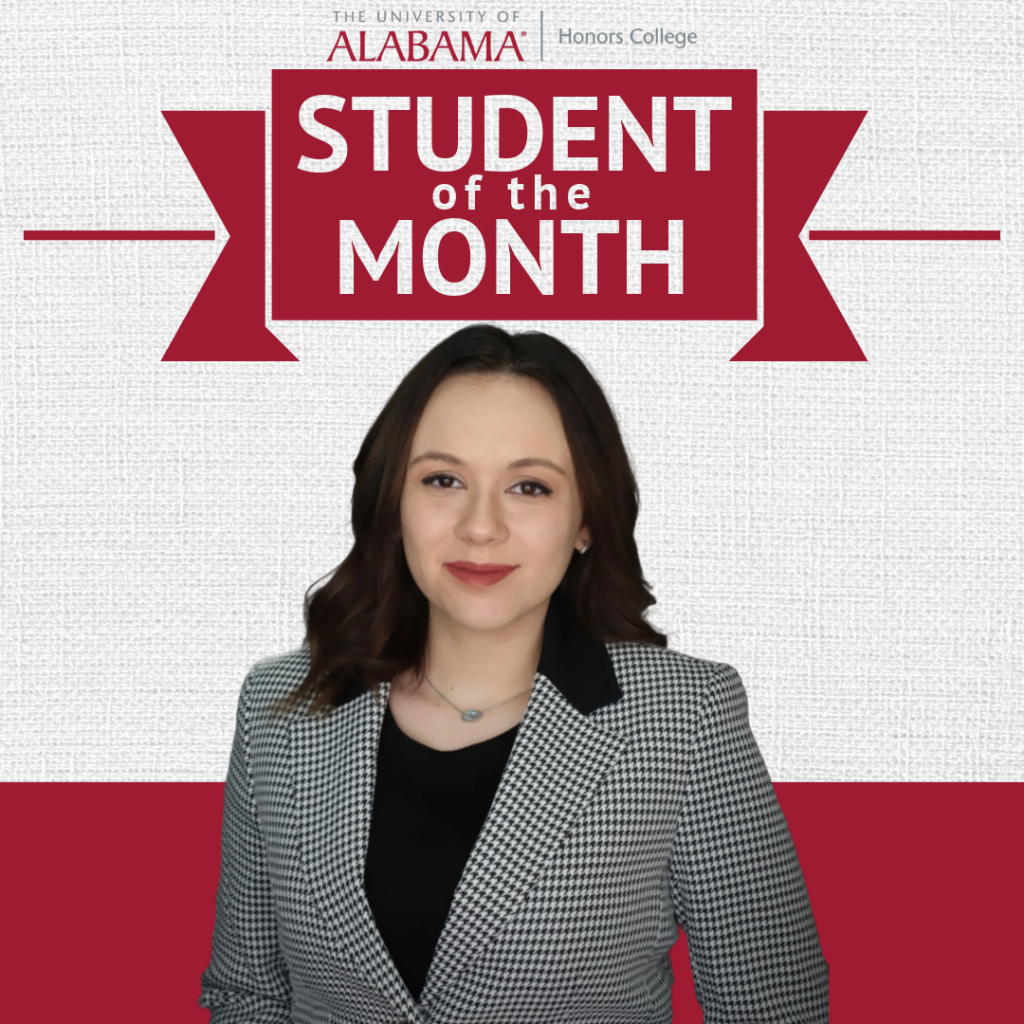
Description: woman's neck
xmin=400 ymin=597 xmax=548 ymax=707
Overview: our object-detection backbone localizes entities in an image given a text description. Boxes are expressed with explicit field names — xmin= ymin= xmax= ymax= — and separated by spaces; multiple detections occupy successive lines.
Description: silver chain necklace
xmin=424 ymin=673 xmax=534 ymax=723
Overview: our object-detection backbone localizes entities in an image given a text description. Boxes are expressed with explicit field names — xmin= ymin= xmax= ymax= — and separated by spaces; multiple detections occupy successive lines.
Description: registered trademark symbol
xmin=520 ymin=31 xmax=526 ymax=36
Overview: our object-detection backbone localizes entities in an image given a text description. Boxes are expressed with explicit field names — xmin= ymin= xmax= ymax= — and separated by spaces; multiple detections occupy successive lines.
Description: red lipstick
xmin=444 ymin=561 xmax=517 ymax=587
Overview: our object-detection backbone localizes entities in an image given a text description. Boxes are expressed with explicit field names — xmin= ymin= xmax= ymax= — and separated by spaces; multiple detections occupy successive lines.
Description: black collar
xmin=335 ymin=586 xmax=622 ymax=714
xmin=536 ymin=585 xmax=622 ymax=714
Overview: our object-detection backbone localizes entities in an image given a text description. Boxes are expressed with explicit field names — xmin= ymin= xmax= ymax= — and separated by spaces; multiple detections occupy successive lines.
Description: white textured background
xmin=2 ymin=0 xmax=1021 ymax=781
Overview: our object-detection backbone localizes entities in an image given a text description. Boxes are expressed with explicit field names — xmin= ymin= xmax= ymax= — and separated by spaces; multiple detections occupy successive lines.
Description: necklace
xmin=424 ymin=673 xmax=534 ymax=723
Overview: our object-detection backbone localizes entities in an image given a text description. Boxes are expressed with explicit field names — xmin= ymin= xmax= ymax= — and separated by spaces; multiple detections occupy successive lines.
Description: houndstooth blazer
xmin=199 ymin=590 xmax=829 ymax=1023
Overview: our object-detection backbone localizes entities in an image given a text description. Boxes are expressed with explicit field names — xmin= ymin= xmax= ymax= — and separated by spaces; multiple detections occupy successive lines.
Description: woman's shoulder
xmin=238 ymin=644 xmax=314 ymax=716
xmin=606 ymin=639 xmax=738 ymax=681
xmin=604 ymin=640 xmax=742 ymax=711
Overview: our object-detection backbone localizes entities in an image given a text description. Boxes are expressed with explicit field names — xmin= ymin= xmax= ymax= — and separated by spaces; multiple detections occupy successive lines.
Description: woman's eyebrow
xmin=409 ymin=450 xmax=566 ymax=477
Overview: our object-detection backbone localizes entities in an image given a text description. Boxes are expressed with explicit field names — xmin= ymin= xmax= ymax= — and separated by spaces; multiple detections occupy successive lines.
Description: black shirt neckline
xmin=382 ymin=700 xmax=520 ymax=756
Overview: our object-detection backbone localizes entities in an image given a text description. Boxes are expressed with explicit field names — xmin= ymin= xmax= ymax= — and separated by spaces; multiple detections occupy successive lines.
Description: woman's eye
xmin=423 ymin=474 xmax=461 ymax=489
xmin=512 ymin=480 xmax=553 ymax=497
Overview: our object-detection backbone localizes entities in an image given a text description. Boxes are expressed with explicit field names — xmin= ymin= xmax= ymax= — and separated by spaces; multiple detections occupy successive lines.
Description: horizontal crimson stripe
xmin=22 ymin=230 xmax=216 ymax=240
xmin=0 ymin=782 xmax=1019 ymax=1022
xmin=808 ymin=230 xmax=1001 ymax=240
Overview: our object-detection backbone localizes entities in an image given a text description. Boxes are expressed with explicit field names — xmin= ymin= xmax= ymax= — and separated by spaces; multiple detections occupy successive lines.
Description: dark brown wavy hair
xmin=270 ymin=323 xmax=666 ymax=720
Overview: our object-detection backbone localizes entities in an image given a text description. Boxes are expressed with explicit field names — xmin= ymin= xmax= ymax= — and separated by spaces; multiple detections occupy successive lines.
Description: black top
xmin=363 ymin=700 xmax=521 ymax=1001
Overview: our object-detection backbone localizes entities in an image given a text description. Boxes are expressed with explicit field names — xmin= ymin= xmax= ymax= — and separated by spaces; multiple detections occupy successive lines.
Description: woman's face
xmin=399 ymin=373 xmax=589 ymax=634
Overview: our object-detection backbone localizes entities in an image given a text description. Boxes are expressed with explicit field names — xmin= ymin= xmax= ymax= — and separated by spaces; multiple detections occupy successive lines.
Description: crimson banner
xmin=162 ymin=68 xmax=875 ymax=361
xmin=272 ymin=68 xmax=755 ymax=320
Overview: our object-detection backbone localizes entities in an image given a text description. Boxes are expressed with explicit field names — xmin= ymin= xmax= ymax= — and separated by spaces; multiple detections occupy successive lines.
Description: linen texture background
xmin=1 ymin=0 xmax=1021 ymax=782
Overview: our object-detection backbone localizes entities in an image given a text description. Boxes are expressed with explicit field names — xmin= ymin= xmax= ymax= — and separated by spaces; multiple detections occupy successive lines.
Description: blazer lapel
xmin=416 ymin=669 xmax=628 ymax=1006
xmin=291 ymin=680 xmax=428 ymax=1024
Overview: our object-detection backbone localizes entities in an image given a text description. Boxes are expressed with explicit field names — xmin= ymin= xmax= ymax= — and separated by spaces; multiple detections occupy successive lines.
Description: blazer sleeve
xmin=669 ymin=663 xmax=830 ymax=1023
xmin=198 ymin=669 xmax=293 ymax=1023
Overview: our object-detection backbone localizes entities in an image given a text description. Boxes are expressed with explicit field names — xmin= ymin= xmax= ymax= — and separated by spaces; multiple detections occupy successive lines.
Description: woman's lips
xmin=444 ymin=562 xmax=517 ymax=587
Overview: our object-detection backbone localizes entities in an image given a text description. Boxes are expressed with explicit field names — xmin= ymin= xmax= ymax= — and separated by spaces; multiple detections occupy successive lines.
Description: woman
xmin=199 ymin=324 xmax=829 ymax=1024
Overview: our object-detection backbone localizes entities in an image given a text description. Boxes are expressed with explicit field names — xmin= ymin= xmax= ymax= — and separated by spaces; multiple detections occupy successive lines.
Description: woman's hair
xmin=270 ymin=323 xmax=667 ymax=720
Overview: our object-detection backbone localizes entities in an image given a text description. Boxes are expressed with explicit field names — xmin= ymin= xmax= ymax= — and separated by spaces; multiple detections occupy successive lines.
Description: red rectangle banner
xmin=270 ymin=69 xmax=757 ymax=321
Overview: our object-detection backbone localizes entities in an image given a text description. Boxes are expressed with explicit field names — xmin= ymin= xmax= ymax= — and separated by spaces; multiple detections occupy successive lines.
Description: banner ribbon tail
xmin=734 ymin=109 xmax=868 ymax=361
xmin=161 ymin=110 xmax=295 ymax=361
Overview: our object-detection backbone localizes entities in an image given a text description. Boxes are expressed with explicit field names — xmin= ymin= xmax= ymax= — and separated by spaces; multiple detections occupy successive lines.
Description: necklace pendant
xmin=461 ymin=709 xmax=483 ymax=722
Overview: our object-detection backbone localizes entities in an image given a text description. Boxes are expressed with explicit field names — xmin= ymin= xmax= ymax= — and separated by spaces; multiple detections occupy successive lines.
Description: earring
xmin=578 ymin=540 xmax=590 ymax=554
